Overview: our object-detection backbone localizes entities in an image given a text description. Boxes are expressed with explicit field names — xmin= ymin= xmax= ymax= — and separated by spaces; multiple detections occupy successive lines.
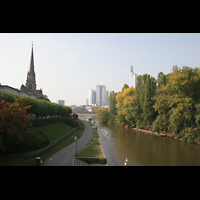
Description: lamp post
xmin=75 ymin=136 xmax=77 ymax=156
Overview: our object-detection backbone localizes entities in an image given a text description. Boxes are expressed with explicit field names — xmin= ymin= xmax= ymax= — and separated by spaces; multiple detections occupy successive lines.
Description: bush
xmin=97 ymin=107 xmax=109 ymax=123
xmin=63 ymin=117 xmax=79 ymax=128
xmin=6 ymin=130 xmax=50 ymax=154
xmin=0 ymin=97 xmax=32 ymax=153
xmin=99 ymin=158 xmax=107 ymax=164
xmin=0 ymin=97 xmax=51 ymax=153
xmin=73 ymin=113 xmax=78 ymax=119
xmin=31 ymin=117 xmax=79 ymax=128
xmin=0 ymin=89 xmax=72 ymax=119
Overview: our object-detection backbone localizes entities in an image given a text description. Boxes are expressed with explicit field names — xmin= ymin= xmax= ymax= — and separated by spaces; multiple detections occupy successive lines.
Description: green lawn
xmin=0 ymin=120 xmax=85 ymax=166
xmin=31 ymin=122 xmax=74 ymax=143
xmin=76 ymin=127 xmax=104 ymax=158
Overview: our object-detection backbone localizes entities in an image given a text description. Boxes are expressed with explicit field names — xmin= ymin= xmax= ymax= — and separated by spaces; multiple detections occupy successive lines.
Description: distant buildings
xmin=88 ymin=85 xmax=109 ymax=107
xmin=58 ymin=100 xmax=65 ymax=106
xmin=130 ymin=66 xmax=137 ymax=88
xmin=88 ymin=89 xmax=96 ymax=105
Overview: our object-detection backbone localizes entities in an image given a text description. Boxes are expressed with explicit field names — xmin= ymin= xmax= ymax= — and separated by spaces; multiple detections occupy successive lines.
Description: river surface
xmin=79 ymin=115 xmax=200 ymax=166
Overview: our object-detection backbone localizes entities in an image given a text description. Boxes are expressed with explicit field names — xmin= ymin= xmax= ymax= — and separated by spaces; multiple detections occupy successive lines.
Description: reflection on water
xmin=79 ymin=115 xmax=200 ymax=166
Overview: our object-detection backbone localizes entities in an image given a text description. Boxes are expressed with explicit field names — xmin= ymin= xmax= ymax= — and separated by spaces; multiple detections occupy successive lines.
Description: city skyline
xmin=88 ymin=85 xmax=109 ymax=107
xmin=0 ymin=33 xmax=200 ymax=105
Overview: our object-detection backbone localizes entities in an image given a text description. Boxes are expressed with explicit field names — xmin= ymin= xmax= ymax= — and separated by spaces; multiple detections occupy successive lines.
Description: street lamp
xmin=75 ymin=136 xmax=77 ymax=156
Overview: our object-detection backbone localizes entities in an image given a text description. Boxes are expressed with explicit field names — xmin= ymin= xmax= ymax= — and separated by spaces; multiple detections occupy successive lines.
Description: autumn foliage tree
xmin=153 ymin=66 xmax=200 ymax=142
xmin=97 ymin=107 xmax=109 ymax=123
xmin=0 ymin=97 xmax=32 ymax=152
xmin=116 ymin=85 xmax=136 ymax=127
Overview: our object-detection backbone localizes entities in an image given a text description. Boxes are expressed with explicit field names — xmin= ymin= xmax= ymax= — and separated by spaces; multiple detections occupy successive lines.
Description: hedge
xmin=0 ymin=89 xmax=72 ymax=119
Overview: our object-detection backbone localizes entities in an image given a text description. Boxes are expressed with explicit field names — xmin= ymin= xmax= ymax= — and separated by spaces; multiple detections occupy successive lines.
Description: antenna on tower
xmin=133 ymin=63 xmax=134 ymax=73
xmin=131 ymin=66 xmax=133 ymax=73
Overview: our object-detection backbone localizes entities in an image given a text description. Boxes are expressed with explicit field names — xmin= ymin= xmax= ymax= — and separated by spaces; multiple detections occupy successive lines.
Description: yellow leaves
xmin=116 ymin=87 xmax=135 ymax=109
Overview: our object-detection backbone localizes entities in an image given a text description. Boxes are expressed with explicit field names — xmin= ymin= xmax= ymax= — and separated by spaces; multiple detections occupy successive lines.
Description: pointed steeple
xmin=26 ymin=44 xmax=36 ymax=90
xmin=29 ymin=44 xmax=35 ymax=74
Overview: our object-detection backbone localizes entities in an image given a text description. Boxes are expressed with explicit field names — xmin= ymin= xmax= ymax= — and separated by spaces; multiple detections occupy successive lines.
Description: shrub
xmin=0 ymin=97 xmax=32 ymax=153
xmin=99 ymin=158 xmax=107 ymax=164
xmin=6 ymin=130 xmax=50 ymax=154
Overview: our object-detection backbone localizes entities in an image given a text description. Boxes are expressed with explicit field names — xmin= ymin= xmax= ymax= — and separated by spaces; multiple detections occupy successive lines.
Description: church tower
xmin=20 ymin=44 xmax=42 ymax=97
xmin=26 ymin=44 xmax=36 ymax=90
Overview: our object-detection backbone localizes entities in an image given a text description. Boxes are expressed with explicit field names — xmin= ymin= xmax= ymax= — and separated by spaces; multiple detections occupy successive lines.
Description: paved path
xmin=43 ymin=120 xmax=93 ymax=166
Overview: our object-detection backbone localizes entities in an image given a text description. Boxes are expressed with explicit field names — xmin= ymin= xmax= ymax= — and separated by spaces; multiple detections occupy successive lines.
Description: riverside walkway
xmin=43 ymin=120 xmax=92 ymax=166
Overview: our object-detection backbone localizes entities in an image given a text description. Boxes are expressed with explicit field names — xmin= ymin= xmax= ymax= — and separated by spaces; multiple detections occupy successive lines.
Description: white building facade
xmin=89 ymin=86 xmax=109 ymax=107
xmin=130 ymin=66 xmax=137 ymax=88
xmin=96 ymin=85 xmax=108 ymax=107
xmin=88 ymin=89 xmax=96 ymax=105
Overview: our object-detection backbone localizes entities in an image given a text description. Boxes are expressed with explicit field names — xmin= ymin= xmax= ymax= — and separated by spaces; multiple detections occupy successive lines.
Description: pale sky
xmin=0 ymin=33 xmax=200 ymax=105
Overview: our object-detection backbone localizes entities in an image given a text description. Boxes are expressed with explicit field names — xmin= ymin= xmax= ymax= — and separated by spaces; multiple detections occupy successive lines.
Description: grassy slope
xmin=31 ymin=122 xmax=74 ymax=143
xmin=0 ymin=120 xmax=85 ymax=166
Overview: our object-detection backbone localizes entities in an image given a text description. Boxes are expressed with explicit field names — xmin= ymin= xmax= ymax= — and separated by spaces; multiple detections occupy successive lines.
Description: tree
xmin=116 ymin=87 xmax=135 ymax=127
xmin=92 ymin=106 xmax=100 ymax=113
xmin=122 ymin=84 xmax=129 ymax=91
xmin=97 ymin=107 xmax=109 ymax=123
xmin=133 ymin=74 xmax=157 ymax=130
xmin=108 ymin=91 xmax=117 ymax=124
xmin=157 ymin=72 xmax=170 ymax=88
xmin=153 ymin=66 xmax=200 ymax=142
xmin=0 ymin=97 xmax=32 ymax=152
xmin=36 ymin=94 xmax=50 ymax=101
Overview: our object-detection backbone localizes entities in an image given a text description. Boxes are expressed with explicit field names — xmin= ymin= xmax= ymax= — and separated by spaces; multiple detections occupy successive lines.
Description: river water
xmin=79 ymin=115 xmax=200 ymax=166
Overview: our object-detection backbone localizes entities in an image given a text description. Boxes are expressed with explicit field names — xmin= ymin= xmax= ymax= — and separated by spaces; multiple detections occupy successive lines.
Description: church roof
xmin=20 ymin=84 xmax=42 ymax=95
xmin=29 ymin=44 xmax=35 ymax=74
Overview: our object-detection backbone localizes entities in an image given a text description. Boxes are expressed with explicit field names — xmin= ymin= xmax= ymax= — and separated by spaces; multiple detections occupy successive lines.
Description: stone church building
xmin=20 ymin=44 xmax=42 ymax=96
xmin=0 ymin=44 xmax=42 ymax=98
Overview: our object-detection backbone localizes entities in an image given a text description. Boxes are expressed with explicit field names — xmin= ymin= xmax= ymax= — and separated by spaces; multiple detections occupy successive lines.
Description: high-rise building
xmin=88 ymin=89 xmax=96 ymax=105
xmin=58 ymin=100 xmax=65 ymax=106
xmin=96 ymin=85 xmax=107 ymax=107
xmin=130 ymin=66 xmax=137 ymax=88
xmin=89 ymin=86 xmax=109 ymax=107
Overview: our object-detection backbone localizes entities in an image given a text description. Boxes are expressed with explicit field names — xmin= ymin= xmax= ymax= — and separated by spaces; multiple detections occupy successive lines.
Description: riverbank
xmin=131 ymin=127 xmax=200 ymax=145
xmin=77 ymin=113 xmax=97 ymax=116
xmin=109 ymin=122 xmax=200 ymax=145
xmin=73 ymin=121 xmax=107 ymax=166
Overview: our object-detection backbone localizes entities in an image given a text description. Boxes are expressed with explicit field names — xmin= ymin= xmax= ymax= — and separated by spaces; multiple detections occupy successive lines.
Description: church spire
xmin=29 ymin=44 xmax=35 ymax=74
xmin=26 ymin=44 xmax=36 ymax=90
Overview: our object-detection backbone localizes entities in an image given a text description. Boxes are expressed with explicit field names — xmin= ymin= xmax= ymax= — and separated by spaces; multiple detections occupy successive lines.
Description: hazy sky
xmin=0 ymin=33 xmax=200 ymax=105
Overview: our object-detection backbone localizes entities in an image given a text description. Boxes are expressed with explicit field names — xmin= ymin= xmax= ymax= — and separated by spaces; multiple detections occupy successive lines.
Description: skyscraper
xmin=130 ymin=66 xmax=137 ymax=88
xmin=58 ymin=100 xmax=65 ymax=106
xmin=88 ymin=89 xmax=96 ymax=105
xmin=96 ymin=85 xmax=107 ymax=107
